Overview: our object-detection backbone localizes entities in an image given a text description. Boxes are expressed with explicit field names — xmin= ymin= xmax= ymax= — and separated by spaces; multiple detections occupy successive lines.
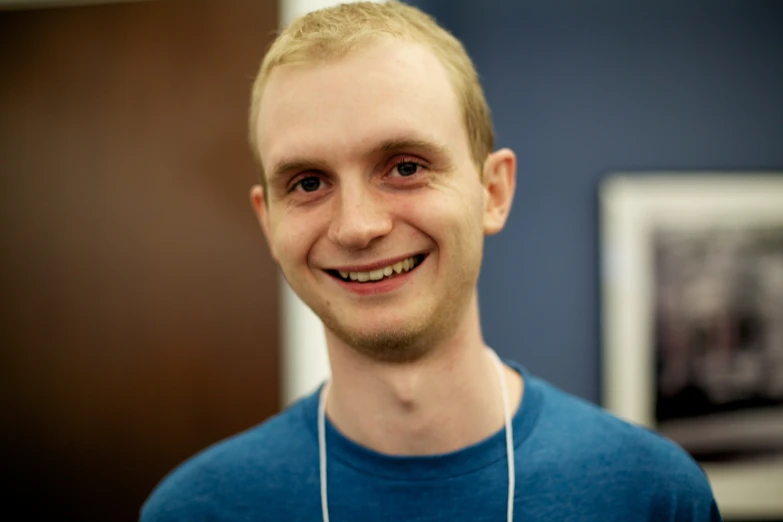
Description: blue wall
xmin=409 ymin=0 xmax=783 ymax=403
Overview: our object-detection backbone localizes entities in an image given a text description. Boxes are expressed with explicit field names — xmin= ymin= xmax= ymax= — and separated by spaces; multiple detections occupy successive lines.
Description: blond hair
xmin=248 ymin=1 xmax=494 ymax=187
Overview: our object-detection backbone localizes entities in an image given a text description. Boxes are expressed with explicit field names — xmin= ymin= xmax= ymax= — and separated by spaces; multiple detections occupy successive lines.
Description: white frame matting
xmin=600 ymin=173 xmax=783 ymax=520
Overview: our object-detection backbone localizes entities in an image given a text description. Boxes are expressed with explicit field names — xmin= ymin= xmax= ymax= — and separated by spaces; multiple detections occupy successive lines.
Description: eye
xmin=294 ymin=176 xmax=322 ymax=192
xmin=394 ymin=161 xmax=421 ymax=177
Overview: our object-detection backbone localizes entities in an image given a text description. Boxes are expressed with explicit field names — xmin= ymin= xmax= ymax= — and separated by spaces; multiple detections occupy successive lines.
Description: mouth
xmin=326 ymin=254 xmax=427 ymax=284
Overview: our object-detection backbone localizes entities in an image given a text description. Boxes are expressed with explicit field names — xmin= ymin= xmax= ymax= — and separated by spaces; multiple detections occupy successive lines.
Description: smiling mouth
xmin=327 ymin=254 xmax=426 ymax=283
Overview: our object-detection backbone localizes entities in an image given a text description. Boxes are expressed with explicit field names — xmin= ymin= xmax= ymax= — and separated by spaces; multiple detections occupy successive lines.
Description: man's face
xmin=253 ymin=38 xmax=499 ymax=362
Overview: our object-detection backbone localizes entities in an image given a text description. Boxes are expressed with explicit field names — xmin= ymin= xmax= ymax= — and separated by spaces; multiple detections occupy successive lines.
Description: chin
xmin=326 ymin=318 xmax=437 ymax=364
xmin=348 ymin=334 xmax=433 ymax=364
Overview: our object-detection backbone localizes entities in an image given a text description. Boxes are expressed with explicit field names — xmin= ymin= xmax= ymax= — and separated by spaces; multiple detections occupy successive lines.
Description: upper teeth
xmin=338 ymin=256 xmax=418 ymax=282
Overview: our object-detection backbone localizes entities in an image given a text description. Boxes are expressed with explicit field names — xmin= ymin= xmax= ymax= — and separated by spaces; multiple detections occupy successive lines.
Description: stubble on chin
xmin=303 ymin=256 xmax=480 ymax=364
xmin=318 ymin=297 xmax=466 ymax=364
xmin=336 ymin=326 xmax=432 ymax=363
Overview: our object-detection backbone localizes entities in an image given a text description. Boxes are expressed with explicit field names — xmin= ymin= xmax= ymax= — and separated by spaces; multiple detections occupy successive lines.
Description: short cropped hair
xmin=248 ymin=1 xmax=494 ymax=188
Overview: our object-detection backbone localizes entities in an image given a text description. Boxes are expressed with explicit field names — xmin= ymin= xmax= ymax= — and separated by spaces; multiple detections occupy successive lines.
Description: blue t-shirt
xmin=141 ymin=362 xmax=722 ymax=521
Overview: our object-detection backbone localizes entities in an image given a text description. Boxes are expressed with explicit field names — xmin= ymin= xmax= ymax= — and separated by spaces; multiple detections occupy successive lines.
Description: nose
xmin=327 ymin=182 xmax=392 ymax=250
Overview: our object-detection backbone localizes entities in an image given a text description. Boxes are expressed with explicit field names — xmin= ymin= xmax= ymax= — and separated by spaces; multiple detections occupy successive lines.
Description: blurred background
xmin=1 ymin=0 xmax=781 ymax=520
xmin=1 ymin=0 xmax=280 ymax=519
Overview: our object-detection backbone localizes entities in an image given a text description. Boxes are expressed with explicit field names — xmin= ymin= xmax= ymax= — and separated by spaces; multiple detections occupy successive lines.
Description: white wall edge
xmin=276 ymin=0 xmax=387 ymax=407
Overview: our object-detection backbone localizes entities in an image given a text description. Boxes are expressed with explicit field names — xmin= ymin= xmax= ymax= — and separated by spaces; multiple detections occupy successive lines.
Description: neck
xmin=324 ymin=294 xmax=523 ymax=456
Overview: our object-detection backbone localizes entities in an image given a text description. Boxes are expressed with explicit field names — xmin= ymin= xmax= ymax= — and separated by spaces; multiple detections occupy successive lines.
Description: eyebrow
xmin=268 ymin=137 xmax=453 ymax=185
xmin=269 ymin=158 xmax=330 ymax=185
xmin=372 ymin=138 xmax=451 ymax=159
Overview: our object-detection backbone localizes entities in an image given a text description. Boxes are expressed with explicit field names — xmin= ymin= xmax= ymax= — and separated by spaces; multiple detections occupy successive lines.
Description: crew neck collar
xmin=302 ymin=360 xmax=541 ymax=480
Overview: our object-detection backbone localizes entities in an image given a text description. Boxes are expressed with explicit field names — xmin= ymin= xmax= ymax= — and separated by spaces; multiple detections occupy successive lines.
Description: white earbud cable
xmin=318 ymin=381 xmax=330 ymax=522
xmin=318 ymin=348 xmax=514 ymax=521
xmin=489 ymin=347 xmax=515 ymax=522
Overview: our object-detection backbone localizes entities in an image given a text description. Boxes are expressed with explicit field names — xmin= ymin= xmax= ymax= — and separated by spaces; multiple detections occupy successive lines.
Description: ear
xmin=481 ymin=148 xmax=516 ymax=235
xmin=250 ymin=184 xmax=279 ymax=262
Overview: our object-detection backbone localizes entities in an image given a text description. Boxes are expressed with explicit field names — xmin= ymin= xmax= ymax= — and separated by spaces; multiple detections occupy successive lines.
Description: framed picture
xmin=600 ymin=174 xmax=783 ymax=520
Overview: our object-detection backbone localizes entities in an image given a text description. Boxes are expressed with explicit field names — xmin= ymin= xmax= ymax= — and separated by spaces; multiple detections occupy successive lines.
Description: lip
xmin=327 ymin=252 xmax=424 ymax=273
xmin=326 ymin=254 xmax=427 ymax=296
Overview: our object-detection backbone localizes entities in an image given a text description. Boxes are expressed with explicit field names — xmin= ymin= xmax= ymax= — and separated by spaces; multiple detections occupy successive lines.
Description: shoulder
xmin=531 ymin=376 xmax=695 ymax=467
xmin=527 ymin=376 xmax=719 ymax=519
xmin=140 ymin=393 xmax=320 ymax=522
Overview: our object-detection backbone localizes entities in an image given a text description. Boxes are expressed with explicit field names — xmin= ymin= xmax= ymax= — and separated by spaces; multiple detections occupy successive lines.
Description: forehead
xmin=256 ymin=38 xmax=469 ymax=171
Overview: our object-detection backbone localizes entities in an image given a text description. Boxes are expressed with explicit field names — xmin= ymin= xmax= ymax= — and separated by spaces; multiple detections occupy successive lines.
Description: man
xmin=142 ymin=2 xmax=722 ymax=520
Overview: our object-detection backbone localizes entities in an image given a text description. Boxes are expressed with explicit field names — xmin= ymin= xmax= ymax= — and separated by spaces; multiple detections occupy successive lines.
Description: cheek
xmin=270 ymin=214 xmax=317 ymax=266
xmin=401 ymin=190 xmax=485 ymax=275
xmin=413 ymin=183 xmax=484 ymax=233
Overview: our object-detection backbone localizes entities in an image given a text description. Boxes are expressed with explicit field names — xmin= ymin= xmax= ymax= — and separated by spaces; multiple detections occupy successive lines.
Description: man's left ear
xmin=482 ymin=148 xmax=516 ymax=235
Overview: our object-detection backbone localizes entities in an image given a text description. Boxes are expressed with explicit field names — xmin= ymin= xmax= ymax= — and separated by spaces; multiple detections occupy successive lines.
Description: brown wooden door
xmin=0 ymin=1 xmax=280 ymax=520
